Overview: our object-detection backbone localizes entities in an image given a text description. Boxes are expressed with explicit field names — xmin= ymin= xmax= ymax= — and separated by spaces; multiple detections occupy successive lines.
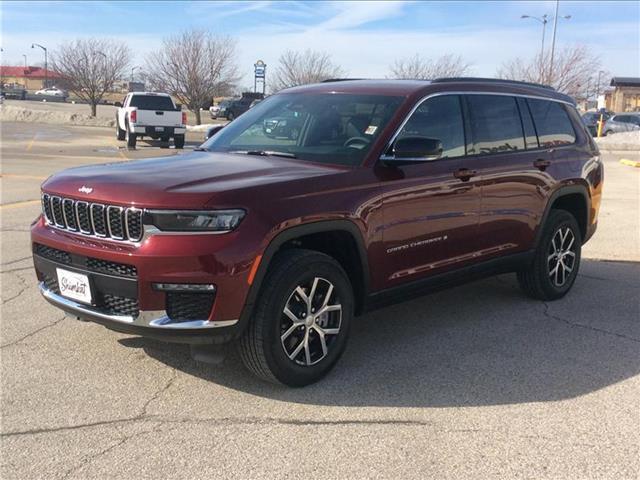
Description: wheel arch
xmin=536 ymin=184 xmax=590 ymax=247
xmin=240 ymin=220 xmax=370 ymax=326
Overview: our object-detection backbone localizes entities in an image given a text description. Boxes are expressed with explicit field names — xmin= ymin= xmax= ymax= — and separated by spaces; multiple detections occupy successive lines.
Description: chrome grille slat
xmin=41 ymin=194 xmax=143 ymax=243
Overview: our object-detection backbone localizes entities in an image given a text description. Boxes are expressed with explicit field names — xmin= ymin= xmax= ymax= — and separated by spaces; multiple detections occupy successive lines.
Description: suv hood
xmin=42 ymin=151 xmax=348 ymax=208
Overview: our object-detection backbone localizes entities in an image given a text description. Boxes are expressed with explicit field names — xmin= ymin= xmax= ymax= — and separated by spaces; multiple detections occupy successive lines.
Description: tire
xmin=517 ymin=209 xmax=582 ymax=301
xmin=174 ymin=134 xmax=185 ymax=149
xmin=125 ymin=123 xmax=137 ymax=149
xmin=239 ymin=249 xmax=354 ymax=387
xmin=604 ymin=130 xmax=614 ymax=136
xmin=160 ymin=135 xmax=170 ymax=149
xmin=116 ymin=120 xmax=126 ymax=140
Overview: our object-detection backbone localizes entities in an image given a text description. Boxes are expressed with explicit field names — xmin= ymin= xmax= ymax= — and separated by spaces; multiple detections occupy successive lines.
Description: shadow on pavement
xmin=118 ymin=259 xmax=640 ymax=407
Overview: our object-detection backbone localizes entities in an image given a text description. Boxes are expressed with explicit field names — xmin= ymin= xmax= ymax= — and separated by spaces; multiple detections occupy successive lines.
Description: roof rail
xmin=321 ymin=78 xmax=365 ymax=83
xmin=432 ymin=77 xmax=556 ymax=91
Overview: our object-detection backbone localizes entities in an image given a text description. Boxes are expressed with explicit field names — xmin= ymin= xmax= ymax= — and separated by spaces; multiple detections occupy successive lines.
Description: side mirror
xmin=114 ymin=101 xmax=122 ymax=107
xmin=205 ymin=124 xmax=225 ymax=139
xmin=175 ymin=104 xmax=182 ymax=110
xmin=385 ymin=136 xmax=443 ymax=163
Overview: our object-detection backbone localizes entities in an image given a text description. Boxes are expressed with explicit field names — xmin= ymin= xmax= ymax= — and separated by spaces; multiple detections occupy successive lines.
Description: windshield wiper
xmin=230 ymin=150 xmax=297 ymax=159
xmin=193 ymin=147 xmax=208 ymax=151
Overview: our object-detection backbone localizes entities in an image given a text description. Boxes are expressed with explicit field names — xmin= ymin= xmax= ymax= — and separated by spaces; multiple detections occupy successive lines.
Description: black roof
xmin=610 ymin=77 xmax=640 ymax=87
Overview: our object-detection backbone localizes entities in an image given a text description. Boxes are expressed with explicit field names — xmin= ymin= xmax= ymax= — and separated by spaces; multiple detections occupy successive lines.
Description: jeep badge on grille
xmin=78 ymin=186 xmax=93 ymax=194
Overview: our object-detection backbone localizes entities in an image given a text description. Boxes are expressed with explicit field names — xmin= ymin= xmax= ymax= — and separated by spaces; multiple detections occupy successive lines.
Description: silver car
xmin=603 ymin=113 xmax=640 ymax=135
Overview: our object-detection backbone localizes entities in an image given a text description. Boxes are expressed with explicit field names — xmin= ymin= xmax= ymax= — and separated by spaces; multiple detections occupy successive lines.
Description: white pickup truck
xmin=115 ymin=92 xmax=186 ymax=149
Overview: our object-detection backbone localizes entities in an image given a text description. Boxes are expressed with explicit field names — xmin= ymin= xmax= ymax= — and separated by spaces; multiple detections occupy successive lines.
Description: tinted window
xmin=466 ymin=95 xmax=525 ymax=154
xmin=129 ymin=95 xmax=175 ymax=111
xmin=204 ymin=93 xmax=403 ymax=166
xmin=396 ymin=95 xmax=465 ymax=158
xmin=527 ymin=99 xmax=576 ymax=147
xmin=517 ymin=97 xmax=539 ymax=149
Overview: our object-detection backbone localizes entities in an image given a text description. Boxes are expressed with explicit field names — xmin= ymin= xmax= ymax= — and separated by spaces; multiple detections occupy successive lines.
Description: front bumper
xmin=39 ymin=282 xmax=237 ymax=344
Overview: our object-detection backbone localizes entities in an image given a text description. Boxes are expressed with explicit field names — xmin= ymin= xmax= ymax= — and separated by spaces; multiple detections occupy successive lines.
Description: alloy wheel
xmin=280 ymin=277 xmax=342 ymax=366
xmin=547 ymin=226 xmax=577 ymax=287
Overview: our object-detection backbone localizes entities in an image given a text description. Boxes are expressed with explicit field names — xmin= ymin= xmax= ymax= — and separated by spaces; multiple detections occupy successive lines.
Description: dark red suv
xmin=32 ymin=78 xmax=603 ymax=386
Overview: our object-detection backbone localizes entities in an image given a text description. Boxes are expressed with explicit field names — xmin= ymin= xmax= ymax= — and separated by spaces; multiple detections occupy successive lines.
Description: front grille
xmin=166 ymin=292 xmax=215 ymax=321
xmin=42 ymin=273 xmax=60 ymax=294
xmin=33 ymin=243 xmax=137 ymax=279
xmin=41 ymin=193 xmax=143 ymax=242
xmin=102 ymin=294 xmax=139 ymax=317
xmin=86 ymin=258 xmax=137 ymax=278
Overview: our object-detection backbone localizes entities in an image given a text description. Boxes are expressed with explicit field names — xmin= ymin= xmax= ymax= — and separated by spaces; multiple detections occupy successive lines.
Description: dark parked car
xmin=1 ymin=83 xmax=27 ymax=100
xmin=263 ymin=111 xmax=305 ymax=139
xmin=32 ymin=78 xmax=602 ymax=386
xmin=225 ymin=92 xmax=264 ymax=120
xmin=602 ymin=113 xmax=640 ymax=135
xmin=581 ymin=111 xmax=611 ymax=136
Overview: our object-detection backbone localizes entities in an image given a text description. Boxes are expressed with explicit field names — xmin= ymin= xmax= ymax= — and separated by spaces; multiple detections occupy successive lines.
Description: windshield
xmin=130 ymin=95 xmax=175 ymax=111
xmin=201 ymin=93 xmax=403 ymax=166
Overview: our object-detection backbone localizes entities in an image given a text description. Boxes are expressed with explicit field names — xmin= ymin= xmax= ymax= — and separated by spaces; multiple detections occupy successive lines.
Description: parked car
xmin=115 ymin=92 xmax=186 ymax=149
xmin=1 ymin=83 xmax=27 ymax=100
xmin=581 ymin=111 xmax=611 ymax=136
xmin=35 ymin=87 xmax=68 ymax=99
xmin=602 ymin=113 xmax=640 ymax=136
xmin=263 ymin=110 xmax=305 ymax=139
xmin=204 ymin=123 xmax=226 ymax=140
xmin=225 ymin=92 xmax=264 ymax=120
xmin=210 ymin=99 xmax=231 ymax=119
xmin=32 ymin=78 xmax=602 ymax=386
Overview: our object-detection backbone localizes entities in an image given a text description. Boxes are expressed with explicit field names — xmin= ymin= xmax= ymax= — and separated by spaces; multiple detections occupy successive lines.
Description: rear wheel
xmin=517 ymin=209 xmax=582 ymax=300
xmin=239 ymin=249 xmax=353 ymax=386
xmin=174 ymin=135 xmax=185 ymax=149
xmin=125 ymin=123 xmax=137 ymax=149
xmin=116 ymin=121 xmax=125 ymax=140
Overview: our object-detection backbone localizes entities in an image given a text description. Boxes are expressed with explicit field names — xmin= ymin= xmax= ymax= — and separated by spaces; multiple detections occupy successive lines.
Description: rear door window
xmin=465 ymin=95 xmax=525 ymax=154
xmin=527 ymin=99 xmax=576 ymax=147
xmin=129 ymin=95 xmax=175 ymax=111
xmin=395 ymin=95 xmax=466 ymax=158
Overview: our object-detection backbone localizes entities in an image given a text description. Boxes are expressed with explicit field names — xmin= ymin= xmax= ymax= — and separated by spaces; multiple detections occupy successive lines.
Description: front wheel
xmin=517 ymin=209 xmax=582 ymax=301
xmin=239 ymin=249 xmax=353 ymax=387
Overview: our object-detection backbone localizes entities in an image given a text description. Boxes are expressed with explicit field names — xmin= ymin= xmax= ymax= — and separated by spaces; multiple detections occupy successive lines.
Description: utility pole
xmin=31 ymin=43 xmax=47 ymax=87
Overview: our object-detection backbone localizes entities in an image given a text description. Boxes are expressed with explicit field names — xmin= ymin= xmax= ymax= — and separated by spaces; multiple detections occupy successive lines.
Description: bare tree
xmin=145 ymin=30 xmax=239 ymax=124
xmin=389 ymin=54 xmax=471 ymax=80
xmin=496 ymin=45 xmax=601 ymax=99
xmin=272 ymin=50 xmax=345 ymax=92
xmin=52 ymin=38 xmax=131 ymax=116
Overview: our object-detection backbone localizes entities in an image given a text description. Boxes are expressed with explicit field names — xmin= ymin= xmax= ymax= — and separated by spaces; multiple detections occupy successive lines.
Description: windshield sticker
xmin=365 ymin=125 xmax=378 ymax=135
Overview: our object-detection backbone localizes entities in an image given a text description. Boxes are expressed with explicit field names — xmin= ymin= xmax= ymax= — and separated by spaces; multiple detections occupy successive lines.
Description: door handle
xmin=533 ymin=159 xmax=551 ymax=171
xmin=453 ymin=168 xmax=477 ymax=181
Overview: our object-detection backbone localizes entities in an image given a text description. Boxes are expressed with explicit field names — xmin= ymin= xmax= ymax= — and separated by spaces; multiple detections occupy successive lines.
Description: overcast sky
xmin=1 ymin=0 xmax=638 ymax=88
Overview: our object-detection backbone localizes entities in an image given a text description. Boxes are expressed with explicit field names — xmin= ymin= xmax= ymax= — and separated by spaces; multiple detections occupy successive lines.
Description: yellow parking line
xmin=26 ymin=136 xmax=36 ymax=152
xmin=0 ymin=199 xmax=41 ymax=209
xmin=620 ymin=159 xmax=640 ymax=168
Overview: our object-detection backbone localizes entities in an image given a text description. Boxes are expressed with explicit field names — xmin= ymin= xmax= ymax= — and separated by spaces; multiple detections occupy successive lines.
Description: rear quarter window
xmin=527 ymin=98 xmax=576 ymax=147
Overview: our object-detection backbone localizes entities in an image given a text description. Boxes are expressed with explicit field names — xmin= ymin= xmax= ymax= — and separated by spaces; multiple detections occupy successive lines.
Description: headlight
xmin=147 ymin=209 xmax=245 ymax=232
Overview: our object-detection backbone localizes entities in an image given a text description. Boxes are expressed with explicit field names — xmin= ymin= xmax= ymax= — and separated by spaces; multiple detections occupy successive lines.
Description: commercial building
xmin=0 ymin=66 xmax=61 ymax=90
xmin=604 ymin=77 xmax=640 ymax=112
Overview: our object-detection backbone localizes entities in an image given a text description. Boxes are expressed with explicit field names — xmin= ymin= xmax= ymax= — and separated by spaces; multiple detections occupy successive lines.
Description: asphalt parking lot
xmin=1 ymin=121 xmax=639 ymax=479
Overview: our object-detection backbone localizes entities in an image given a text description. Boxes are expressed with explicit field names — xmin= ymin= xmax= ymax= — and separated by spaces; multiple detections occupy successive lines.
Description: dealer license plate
xmin=56 ymin=268 xmax=92 ymax=304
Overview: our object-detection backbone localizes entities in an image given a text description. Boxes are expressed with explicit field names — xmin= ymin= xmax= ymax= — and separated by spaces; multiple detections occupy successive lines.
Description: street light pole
xmin=521 ymin=14 xmax=549 ymax=83
xmin=22 ymin=54 xmax=27 ymax=69
xmin=548 ymin=1 xmax=571 ymax=85
xmin=131 ymin=66 xmax=139 ymax=82
xmin=31 ymin=43 xmax=47 ymax=88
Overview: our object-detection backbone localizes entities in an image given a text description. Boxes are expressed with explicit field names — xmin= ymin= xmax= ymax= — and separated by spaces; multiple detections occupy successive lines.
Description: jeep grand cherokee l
xmin=32 ymin=78 xmax=603 ymax=386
